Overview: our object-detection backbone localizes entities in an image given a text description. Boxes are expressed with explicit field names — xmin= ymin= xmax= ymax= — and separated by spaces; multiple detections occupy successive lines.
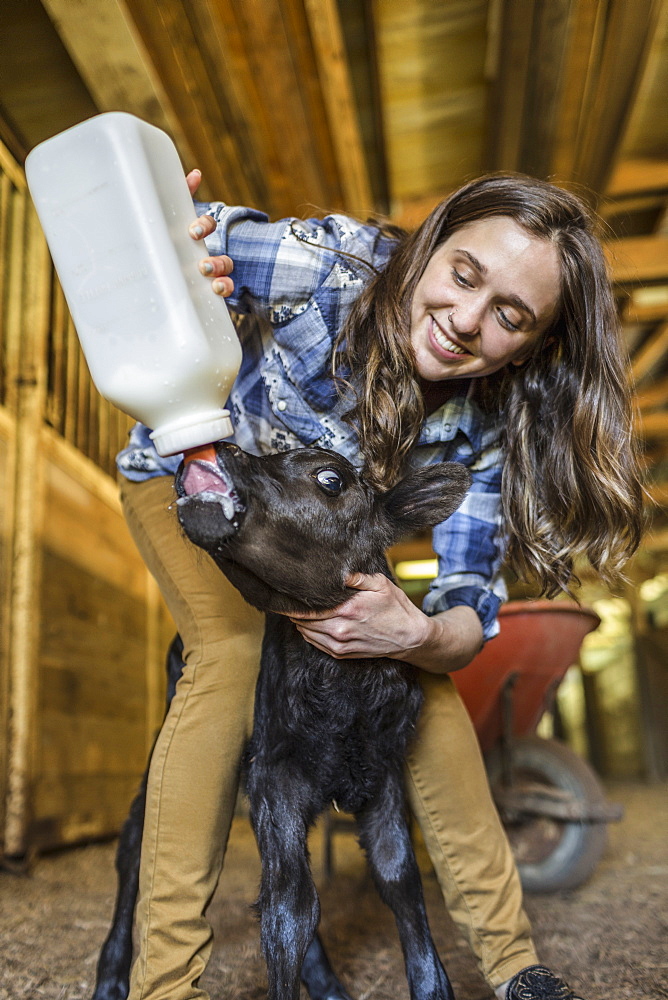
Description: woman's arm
xmin=186 ymin=170 xmax=384 ymax=322
xmin=289 ymin=572 xmax=483 ymax=674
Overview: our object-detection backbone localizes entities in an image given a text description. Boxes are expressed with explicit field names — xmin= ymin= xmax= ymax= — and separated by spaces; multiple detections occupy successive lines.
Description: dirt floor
xmin=1 ymin=781 xmax=667 ymax=1000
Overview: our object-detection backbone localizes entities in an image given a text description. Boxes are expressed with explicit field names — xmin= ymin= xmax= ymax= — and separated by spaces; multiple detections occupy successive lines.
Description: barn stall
xmin=1 ymin=0 xmax=667 ymax=886
xmin=0 ymin=1 xmax=667 ymax=997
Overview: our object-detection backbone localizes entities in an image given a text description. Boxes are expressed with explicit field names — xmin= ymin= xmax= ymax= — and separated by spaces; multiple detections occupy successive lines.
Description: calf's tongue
xmin=179 ymin=443 xmax=241 ymax=522
xmin=181 ymin=443 xmax=228 ymax=496
xmin=181 ymin=460 xmax=229 ymax=496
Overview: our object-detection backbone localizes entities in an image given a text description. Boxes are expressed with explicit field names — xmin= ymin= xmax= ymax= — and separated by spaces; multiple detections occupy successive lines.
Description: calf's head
xmin=175 ymin=444 xmax=471 ymax=614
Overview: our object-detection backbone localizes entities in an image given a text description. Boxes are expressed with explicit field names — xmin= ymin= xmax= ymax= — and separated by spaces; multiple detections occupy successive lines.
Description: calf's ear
xmin=381 ymin=462 xmax=472 ymax=537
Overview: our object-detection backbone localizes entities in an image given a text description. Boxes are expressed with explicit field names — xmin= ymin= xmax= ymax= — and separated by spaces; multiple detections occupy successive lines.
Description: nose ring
xmin=448 ymin=311 xmax=455 ymax=325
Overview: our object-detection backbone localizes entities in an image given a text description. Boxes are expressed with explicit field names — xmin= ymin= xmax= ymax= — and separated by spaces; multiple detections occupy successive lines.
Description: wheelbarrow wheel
xmin=486 ymin=736 xmax=609 ymax=893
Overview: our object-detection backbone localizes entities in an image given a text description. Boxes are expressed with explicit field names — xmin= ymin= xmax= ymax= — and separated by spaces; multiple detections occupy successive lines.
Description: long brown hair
xmin=334 ymin=174 xmax=645 ymax=596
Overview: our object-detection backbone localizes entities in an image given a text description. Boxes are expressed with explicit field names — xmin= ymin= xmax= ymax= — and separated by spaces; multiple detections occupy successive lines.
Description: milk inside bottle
xmin=25 ymin=111 xmax=242 ymax=456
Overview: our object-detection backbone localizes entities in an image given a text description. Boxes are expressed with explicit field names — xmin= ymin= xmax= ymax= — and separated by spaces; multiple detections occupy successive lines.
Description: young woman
xmin=117 ymin=172 xmax=644 ymax=1000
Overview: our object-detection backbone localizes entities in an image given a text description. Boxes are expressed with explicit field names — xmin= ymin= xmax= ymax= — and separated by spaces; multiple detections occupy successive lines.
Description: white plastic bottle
xmin=25 ymin=111 xmax=242 ymax=456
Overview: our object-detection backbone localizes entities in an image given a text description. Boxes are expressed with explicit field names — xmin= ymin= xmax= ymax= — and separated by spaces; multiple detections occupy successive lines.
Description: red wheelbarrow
xmin=452 ymin=599 xmax=622 ymax=892
xmin=323 ymin=600 xmax=622 ymax=893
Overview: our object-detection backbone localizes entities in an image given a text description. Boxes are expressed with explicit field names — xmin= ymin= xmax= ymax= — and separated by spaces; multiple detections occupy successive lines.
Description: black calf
xmin=92 ymin=444 xmax=470 ymax=1000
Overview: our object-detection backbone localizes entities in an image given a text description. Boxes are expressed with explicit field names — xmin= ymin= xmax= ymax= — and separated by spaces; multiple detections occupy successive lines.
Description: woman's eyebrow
xmin=456 ymin=249 xmax=537 ymax=324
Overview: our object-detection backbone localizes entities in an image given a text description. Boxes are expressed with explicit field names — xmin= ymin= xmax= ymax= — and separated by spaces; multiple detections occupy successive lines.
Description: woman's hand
xmin=289 ymin=573 xmax=432 ymax=661
xmin=288 ymin=572 xmax=484 ymax=673
xmin=186 ymin=169 xmax=235 ymax=298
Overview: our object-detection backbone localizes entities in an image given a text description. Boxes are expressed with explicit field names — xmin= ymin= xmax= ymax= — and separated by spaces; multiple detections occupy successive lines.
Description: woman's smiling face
xmin=410 ymin=216 xmax=562 ymax=381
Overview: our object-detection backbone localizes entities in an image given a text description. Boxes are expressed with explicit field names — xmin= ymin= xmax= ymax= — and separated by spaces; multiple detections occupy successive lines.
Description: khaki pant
xmin=121 ymin=475 xmax=537 ymax=1000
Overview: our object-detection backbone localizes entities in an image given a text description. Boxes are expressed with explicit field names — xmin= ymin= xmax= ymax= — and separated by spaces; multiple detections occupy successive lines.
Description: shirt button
xmin=444 ymin=423 xmax=452 ymax=431
xmin=277 ymin=400 xmax=287 ymax=411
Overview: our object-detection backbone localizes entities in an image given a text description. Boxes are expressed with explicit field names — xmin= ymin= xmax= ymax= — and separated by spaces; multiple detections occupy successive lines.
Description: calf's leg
xmin=301 ymin=933 xmax=354 ymax=1000
xmin=247 ymin=760 xmax=322 ymax=1000
xmin=356 ymin=773 xmax=455 ymax=1000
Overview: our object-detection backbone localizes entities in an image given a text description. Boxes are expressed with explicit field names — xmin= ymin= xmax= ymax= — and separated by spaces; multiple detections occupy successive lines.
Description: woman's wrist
xmin=396 ymin=605 xmax=483 ymax=674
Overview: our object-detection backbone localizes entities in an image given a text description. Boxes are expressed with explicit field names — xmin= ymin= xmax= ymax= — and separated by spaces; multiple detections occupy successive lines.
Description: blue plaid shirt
xmin=117 ymin=203 xmax=507 ymax=639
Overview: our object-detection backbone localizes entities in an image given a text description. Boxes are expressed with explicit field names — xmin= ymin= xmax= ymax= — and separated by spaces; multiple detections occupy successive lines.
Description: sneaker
xmin=505 ymin=965 xmax=585 ymax=999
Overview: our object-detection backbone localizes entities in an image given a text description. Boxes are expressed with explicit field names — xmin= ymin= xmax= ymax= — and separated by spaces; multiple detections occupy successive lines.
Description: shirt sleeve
xmin=423 ymin=438 xmax=507 ymax=642
xmin=194 ymin=201 xmax=382 ymax=324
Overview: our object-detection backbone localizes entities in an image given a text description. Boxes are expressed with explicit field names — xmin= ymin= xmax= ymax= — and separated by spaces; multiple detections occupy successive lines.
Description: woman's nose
xmin=450 ymin=297 xmax=484 ymax=336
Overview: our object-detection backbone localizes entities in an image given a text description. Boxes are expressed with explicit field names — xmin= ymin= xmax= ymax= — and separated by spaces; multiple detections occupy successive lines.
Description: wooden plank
xmin=623 ymin=285 xmax=668 ymax=323
xmin=32 ymin=772 xmax=142 ymax=847
xmin=177 ymin=0 xmax=273 ymax=209
xmin=574 ymin=0 xmax=662 ymax=195
xmin=4 ymin=206 xmax=51 ymax=856
xmin=639 ymin=408 xmax=668 ymax=438
xmin=42 ymin=472 xmax=149 ymax=600
xmin=201 ymin=0 xmax=343 ymax=214
xmin=0 ymin=173 xmax=11 ymax=406
xmin=45 ymin=280 xmax=68 ymax=435
xmin=550 ymin=0 xmax=606 ymax=182
xmin=606 ymin=236 xmax=668 ymax=284
xmin=516 ymin=0 xmax=573 ymax=179
xmin=63 ymin=314 xmax=79 ymax=446
xmin=335 ymin=0 xmax=390 ymax=214
xmin=0 ymin=419 xmax=16 ymax=846
xmin=636 ymin=374 xmax=668 ymax=411
xmin=302 ymin=0 xmax=373 ymax=216
xmin=3 ymin=186 xmax=26 ymax=416
xmin=485 ymin=0 xmax=535 ymax=171
xmin=40 ymin=0 xmax=196 ymax=168
xmin=125 ymin=0 xmax=258 ymax=205
xmin=646 ymin=481 xmax=668 ymax=506
xmin=278 ymin=0 xmax=347 ymax=210
xmin=632 ymin=321 xmax=668 ymax=383
xmin=0 ymin=137 xmax=26 ymax=192
xmin=376 ymin=0 xmax=487 ymax=203
xmin=607 ymin=158 xmax=668 ymax=197
xmin=75 ymin=336 xmax=90 ymax=455
xmin=613 ymin=0 xmax=668 ymax=169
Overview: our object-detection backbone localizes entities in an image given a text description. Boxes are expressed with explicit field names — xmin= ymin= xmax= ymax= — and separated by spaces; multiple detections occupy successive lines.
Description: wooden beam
xmin=488 ymin=0 xmax=662 ymax=199
xmin=606 ymin=236 xmax=668 ymax=285
xmin=486 ymin=0 xmax=536 ymax=172
xmin=639 ymin=407 xmax=668 ymax=438
xmin=376 ymin=1 xmax=488 ymax=204
xmin=646 ymin=481 xmax=668 ymax=507
xmin=302 ymin=0 xmax=373 ymax=216
xmin=636 ymin=374 xmax=668 ymax=411
xmin=607 ymin=158 xmax=668 ymax=198
xmin=550 ymin=0 xmax=605 ymax=182
xmin=642 ymin=527 xmax=668 ymax=552
xmin=632 ymin=321 xmax=668 ymax=383
xmin=39 ymin=0 xmax=195 ymax=167
xmin=623 ymin=286 xmax=668 ymax=323
xmin=573 ymin=0 xmax=662 ymax=195
xmin=122 ymin=0 xmax=259 ymax=206
xmin=515 ymin=0 xmax=573 ymax=179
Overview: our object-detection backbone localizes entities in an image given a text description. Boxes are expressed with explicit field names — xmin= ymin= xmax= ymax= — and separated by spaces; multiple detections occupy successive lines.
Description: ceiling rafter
xmin=632 ymin=321 xmax=668 ymax=384
xmin=606 ymin=235 xmax=668 ymax=285
xmin=39 ymin=0 xmax=195 ymax=167
xmin=637 ymin=374 xmax=668 ymax=411
xmin=302 ymin=0 xmax=373 ymax=217
xmin=487 ymin=0 xmax=663 ymax=198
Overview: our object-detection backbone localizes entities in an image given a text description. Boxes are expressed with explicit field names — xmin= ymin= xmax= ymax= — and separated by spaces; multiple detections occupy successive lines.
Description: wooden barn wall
xmin=0 ymin=138 xmax=174 ymax=856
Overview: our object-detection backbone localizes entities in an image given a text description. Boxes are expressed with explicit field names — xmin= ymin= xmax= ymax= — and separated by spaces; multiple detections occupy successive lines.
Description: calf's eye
xmin=314 ymin=468 xmax=343 ymax=496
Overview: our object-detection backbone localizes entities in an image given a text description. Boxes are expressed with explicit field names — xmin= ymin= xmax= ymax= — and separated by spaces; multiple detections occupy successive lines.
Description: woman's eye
xmin=497 ymin=308 xmax=520 ymax=332
xmin=314 ymin=469 xmax=343 ymax=495
xmin=452 ymin=267 xmax=474 ymax=288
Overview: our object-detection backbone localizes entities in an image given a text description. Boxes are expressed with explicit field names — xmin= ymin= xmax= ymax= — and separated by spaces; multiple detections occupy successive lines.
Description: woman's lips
xmin=428 ymin=317 xmax=472 ymax=359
